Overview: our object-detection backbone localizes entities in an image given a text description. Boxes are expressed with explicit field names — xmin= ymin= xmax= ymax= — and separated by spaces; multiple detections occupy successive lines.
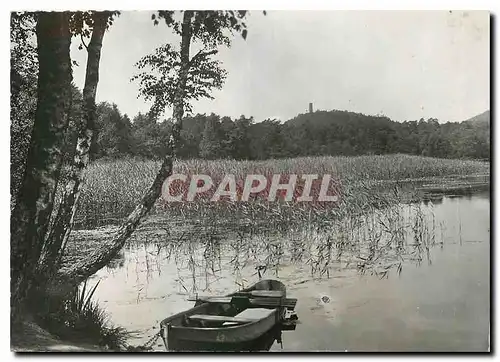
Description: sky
xmin=70 ymin=10 xmax=490 ymax=123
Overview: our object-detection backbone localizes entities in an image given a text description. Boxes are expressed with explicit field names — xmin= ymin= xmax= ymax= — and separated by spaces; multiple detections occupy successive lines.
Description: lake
xmin=89 ymin=191 xmax=490 ymax=352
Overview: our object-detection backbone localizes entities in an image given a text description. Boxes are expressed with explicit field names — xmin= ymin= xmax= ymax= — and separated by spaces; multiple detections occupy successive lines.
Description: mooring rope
xmin=143 ymin=331 xmax=162 ymax=349
xmin=125 ymin=330 xmax=162 ymax=352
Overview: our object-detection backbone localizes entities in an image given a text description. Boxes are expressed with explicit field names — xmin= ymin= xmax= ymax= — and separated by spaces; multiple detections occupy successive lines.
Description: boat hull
xmin=159 ymin=280 xmax=289 ymax=352
xmin=166 ymin=308 xmax=279 ymax=350
xmin=165 ymin=324 xmax=283 ymax=352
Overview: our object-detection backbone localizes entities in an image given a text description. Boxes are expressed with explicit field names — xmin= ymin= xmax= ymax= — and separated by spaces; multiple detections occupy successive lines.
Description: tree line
xmin=81 ymin=100 xmax=490 ymax=161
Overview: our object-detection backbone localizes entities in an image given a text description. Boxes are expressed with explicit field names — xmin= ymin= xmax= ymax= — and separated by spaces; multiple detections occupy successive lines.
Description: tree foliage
xmin=132 ymin=11 xmax=251 ymax=119
xmin=10 ymin=12 xmax=38 ymax=207
xmin=199 ymin=114 xmax=223 ymax=159
xmin=88 ymin=108 xmax=490 ymax=161
xmin=132 ymin=44 xmax=226 ymax=117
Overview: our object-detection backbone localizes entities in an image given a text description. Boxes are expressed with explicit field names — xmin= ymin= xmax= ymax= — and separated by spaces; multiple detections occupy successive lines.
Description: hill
xmin=73 ymin=104 xmax=491 ymax=161
xmin=275 ymin=109 xmax=490 ymax=160
xmin=463 ymin=110 xmax=490 ymax=124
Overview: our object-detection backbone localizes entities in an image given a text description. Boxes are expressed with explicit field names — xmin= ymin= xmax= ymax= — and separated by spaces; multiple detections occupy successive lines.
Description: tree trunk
xmin=11 ymin=11 xmax=73 ymax=318
xmin=40 ymin=12 xmax=108 ymax=275
xmin=170 ymin=10 xmax=192 ymax=155
xmin=50 ymin=11 xmax=193 ymax=291
xmin=54 ymin=156 xmax=173 ymax=289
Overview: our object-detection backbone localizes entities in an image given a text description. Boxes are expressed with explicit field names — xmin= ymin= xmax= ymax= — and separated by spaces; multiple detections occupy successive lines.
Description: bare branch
xmin=80 ymin=33 xmax=88 ymax=51
xmin=188 ymin=49 xmax=218 ymax=67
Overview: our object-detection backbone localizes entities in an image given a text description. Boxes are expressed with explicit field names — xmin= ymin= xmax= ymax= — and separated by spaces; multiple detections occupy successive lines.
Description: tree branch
xmin=188 ymin=49 xmax=218 ymax=67
xmin=53 ymin=156 xmax=173 ymax=290
xmin=80 ymin=33 xmax=88 ymax=51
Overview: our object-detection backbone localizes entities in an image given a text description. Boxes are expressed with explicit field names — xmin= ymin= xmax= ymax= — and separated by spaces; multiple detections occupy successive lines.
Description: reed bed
xmin=74 ymin=154 xmax=488 ymax=228
xmin=63 ymin=154 xmax=487 ymax=283
xmin=116 ymin=196 xmax=444 ymax=296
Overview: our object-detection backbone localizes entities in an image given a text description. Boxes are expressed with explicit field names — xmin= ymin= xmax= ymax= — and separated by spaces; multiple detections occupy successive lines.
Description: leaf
xmin=78 ymin=280 xmax=88 ymax=312
xmin=263 ymin=10 xmax=267 ymax=16
xmin=241 ymin=29 xmax=247 ymax=40
xmin=83 ymin=280 xmax=101 ymax=311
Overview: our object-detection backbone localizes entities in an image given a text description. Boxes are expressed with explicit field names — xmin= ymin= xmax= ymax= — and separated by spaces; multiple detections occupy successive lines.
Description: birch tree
xmin=133 ymin=11 xmax=253 ymax=154
xmin=40 ymin=11 xmax=115 ymax=277
xmin=11 ymin=10 xmax=258 ymax=320
xmin=55 ymin=10 xmax=254 ymax=286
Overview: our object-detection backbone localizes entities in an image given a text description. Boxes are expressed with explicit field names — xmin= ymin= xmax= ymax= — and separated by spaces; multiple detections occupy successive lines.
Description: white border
xmin=1 ymin=1 xmax=497 ymax=362
xmin=4 ymin=0 xmax=500 ymax=11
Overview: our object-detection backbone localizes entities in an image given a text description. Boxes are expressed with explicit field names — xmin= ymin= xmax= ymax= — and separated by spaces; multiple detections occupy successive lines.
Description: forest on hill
xmin=12 ymin=81 xmax=490 ymax=174
xmin=76 ymin=99 xmax=490 ymax=162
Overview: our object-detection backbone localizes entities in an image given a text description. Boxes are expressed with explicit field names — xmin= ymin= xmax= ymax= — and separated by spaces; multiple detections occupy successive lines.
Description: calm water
xmin=89 ymin=192 xmax=490 ymax=352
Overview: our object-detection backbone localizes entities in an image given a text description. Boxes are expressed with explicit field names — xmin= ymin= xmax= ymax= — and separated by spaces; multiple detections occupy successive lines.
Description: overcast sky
xmin=70 ymin=10 xmax=490 ymax=123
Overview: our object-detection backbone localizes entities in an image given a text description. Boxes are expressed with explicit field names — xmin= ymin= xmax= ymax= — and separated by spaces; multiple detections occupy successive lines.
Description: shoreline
xmin=11 ymin=320 xmax=107 ymax=352
xmin=15 ymin=173 xmax=489 ymax=352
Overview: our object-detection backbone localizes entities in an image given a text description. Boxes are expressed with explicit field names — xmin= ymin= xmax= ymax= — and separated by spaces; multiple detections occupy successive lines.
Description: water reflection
xmin=88 ymin=193 xmax=489 ymax=351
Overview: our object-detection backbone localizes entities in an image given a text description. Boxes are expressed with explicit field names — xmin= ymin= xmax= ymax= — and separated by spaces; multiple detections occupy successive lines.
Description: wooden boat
xmin=159 ymin=279 xmax=298 ymax=352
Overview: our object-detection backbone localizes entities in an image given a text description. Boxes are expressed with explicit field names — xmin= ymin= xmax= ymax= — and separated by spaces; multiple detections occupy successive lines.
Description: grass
xmin=73 ymin=154 xmax=489 ymax=229
xmin=61 ymin=154 xmax=488 ymax=289
xmin=35 ymin=280 xmax=130 ymax=350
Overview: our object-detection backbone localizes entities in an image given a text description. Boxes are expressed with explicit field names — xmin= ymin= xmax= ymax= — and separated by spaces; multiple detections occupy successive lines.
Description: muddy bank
xmin=11 ymin=320 xmax=106 ymax=352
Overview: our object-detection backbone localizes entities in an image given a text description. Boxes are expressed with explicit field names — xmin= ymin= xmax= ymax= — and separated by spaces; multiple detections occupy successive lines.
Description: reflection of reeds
xmin=150 ymin=191 xmax=448 ymax=293
xmin=457 ymin=204 xmax=463 ymax=246
xmin=85 ymin=168 xmax=458 ymax=295
xmin=229 ymin=231 xmax=243 ymax=284
xmin=67 ymin=156 xmax=479 ymax=299
xmin=290 ymin=236 xmax=306 ymax=263
xmin=202 ymin=232 xmax=221 ymax=289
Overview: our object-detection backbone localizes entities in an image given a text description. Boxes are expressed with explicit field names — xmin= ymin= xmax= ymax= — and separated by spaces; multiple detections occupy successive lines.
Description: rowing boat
xmin=159 ymin=279 xmax=298 ymax=352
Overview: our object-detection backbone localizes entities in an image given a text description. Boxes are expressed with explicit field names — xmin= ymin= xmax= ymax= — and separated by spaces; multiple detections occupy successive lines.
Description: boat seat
xmin=248 ymin=290 xmax=284 ymax=298
xmin=190 ymin=296 xmax=297 ymax=309
xmin=188 ymin=314 xmax=256 ymax=325
xmin=234 ymin=308 xmax=275 ymax=319
xmin=221 ymin=308 xmax=277 ymax=327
